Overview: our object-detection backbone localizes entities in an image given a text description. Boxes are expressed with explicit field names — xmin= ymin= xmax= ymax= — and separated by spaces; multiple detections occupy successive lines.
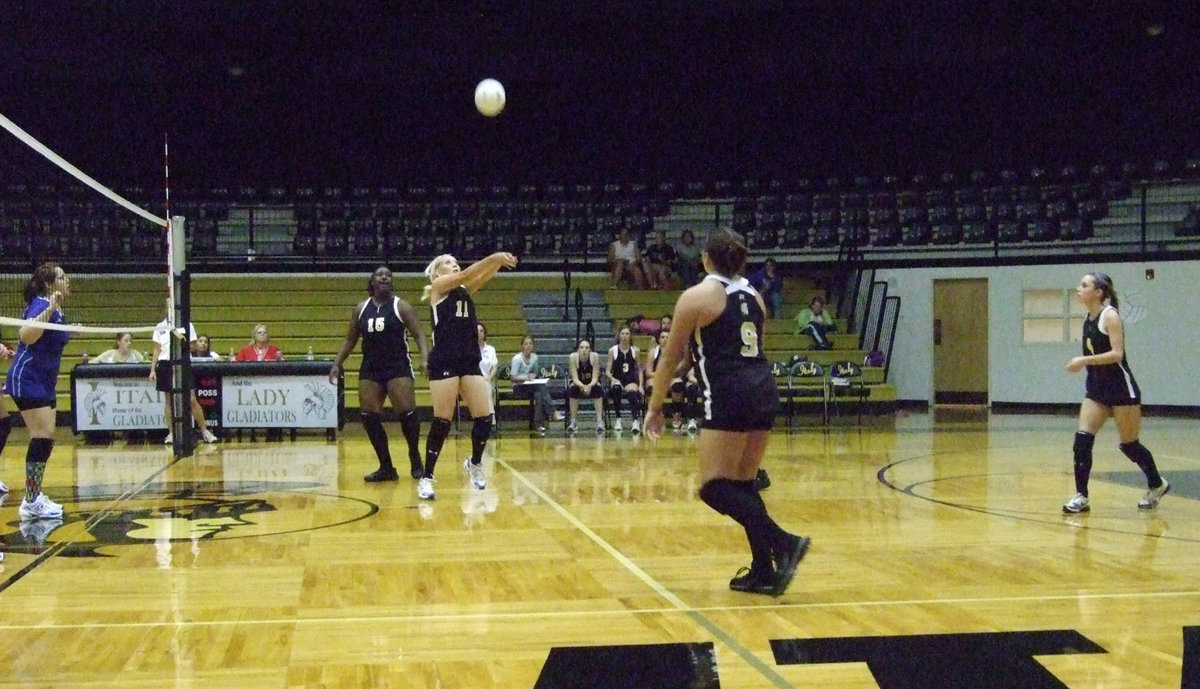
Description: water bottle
xmin=81 ymin=350 xmax=89 ymax=364
xmin=306 ymin=345 xmax=314 ymax=361
xmin=229 ymin=347 xmax=235 ymax=360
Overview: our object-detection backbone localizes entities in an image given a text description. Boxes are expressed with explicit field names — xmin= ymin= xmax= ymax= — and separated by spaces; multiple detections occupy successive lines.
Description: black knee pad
xmin=472 ymin=415 xmax=493 ymax=444
xmin=400 ymin=409 xmax=419 ymax=431
xmin=28 ymin=437 xmax=54 ymax=464
xmin=429 ymin=416 xmax=452 ymax=441
xmin=361 ymin=411 xmax=384 ymax=430
xmin=1073 ymin=431 xmax=1094 ymax=465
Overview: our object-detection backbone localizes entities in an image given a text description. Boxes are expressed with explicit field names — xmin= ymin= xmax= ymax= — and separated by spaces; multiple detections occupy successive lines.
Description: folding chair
xmin=788 ymin=359 xmax=828 ymax=426
xmin=827 ymin=360 xmax=868 ymax=424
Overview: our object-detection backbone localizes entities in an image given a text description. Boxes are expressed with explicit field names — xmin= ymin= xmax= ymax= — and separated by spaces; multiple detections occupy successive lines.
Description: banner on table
xmin=221 ymin=374 xmax=339 ymax=428
xmin=75 ymin=377 xmax=165 ymax=431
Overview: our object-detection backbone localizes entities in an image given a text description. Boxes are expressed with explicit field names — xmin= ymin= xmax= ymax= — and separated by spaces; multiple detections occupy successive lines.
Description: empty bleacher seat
xmin=872 ymin=223 xmax=901 ymax=247
xmin=931 ymin=223 xmax=962 ymax=245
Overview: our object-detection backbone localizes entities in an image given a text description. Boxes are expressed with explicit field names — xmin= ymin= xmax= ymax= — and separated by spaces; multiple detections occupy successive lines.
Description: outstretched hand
xmin=495 ymin=252 xmax=518 ymax=269
xmin=643 ymin=408 xmax=666 ymax=440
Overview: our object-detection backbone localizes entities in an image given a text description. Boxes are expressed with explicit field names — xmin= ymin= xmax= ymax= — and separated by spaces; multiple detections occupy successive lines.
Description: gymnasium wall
xmin=875 ymin=259 xmax=1200 ymax=408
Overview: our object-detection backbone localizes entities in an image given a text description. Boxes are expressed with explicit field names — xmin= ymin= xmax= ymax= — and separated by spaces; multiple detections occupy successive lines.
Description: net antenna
xmin=0 ymin=112 xmax=195 ymax=457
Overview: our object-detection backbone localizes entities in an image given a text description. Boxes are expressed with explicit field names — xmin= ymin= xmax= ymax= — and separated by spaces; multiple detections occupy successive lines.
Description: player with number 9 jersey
xmin=691 ymin=274 xmax=778 ymax=431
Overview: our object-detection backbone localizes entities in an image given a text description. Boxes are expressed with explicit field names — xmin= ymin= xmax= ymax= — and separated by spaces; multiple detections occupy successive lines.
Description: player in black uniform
xmin=330 ymin=267 xmax=429 ymax=482
xmin=1062 ymin=272 xmax=1169 ymax=514
xmin=605 ymin=325 xmax=644 ymax=433
xmin=644 ymin=232 xmax=808 ymax=596
xmin=418 ymin=252 xmax=518 ymax=500
xmin=566 ymin=339 xmax=605 ymax=433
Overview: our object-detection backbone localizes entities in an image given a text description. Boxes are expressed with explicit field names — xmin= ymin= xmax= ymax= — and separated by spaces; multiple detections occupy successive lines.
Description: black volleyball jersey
xmin=692 ymin=274 xmax=770 ymax=377
xmin=575 ymin=353 xmax=597 ymax=384
xmin=610 ymin=345 xmax=640 ymax=385
xmin=430 ymin=285 xmax=481 ymax=365
xmin=1082 ymin=304 xmax=1138 ymax=398
xmin=358 ymin=296 xmax=410 ymax=364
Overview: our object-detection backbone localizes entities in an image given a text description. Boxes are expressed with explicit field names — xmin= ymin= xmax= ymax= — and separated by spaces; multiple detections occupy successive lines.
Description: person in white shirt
xmin=477 ymin=323 xmax=498 ymax=394
xmin=607 ymin=226 xmax=646 ymax=289
xmin=150 ymin=318 xmax=218 ymax=445
xmin=509 ymin=335 xmax=563 ymax=432
xmin=94 ymin=332 xmax=145 ymax=364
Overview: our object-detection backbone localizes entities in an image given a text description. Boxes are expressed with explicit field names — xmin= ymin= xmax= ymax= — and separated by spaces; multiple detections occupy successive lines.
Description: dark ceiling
xmin=1 ymin=1 xmax=1196 ymax=190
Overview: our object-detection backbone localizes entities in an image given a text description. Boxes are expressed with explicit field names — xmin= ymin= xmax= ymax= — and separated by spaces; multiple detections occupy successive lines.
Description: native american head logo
xmin=302 ymin=382 xmax=335 ymax=419
xmin=83 ymin=380 xmax=107 ymax=426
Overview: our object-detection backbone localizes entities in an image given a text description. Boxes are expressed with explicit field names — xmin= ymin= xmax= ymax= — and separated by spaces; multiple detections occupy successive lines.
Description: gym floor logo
xmin=0 ymin=481 xmax=376 ymax=558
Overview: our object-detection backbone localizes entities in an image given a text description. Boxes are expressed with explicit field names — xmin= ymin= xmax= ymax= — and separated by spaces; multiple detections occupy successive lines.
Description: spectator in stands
xmin=235 ymin=324 xmax=284 ymax=361
xmin=673 ymin=229 xmax=703 ymax=287
xmin=794 ymin=295 xmax=837 ymax=350
xmin=191 ymin=334 xmax=221 ymax=360
xmin=605 ymin=325 xmax=645 ymax=433
xmin=566 ymin=338 xmax=605 ymax=433
xmin=748 ymin=258 xmax=784 ymax=318
xmin=660 ymin=314 xmax=672 ymax=333
xmin=477 ymin=323 xmax=498 ymax=396
xmin=608 ymin=226 xmax=646 ymax=289
xmin=94 ymin=332 xmax=145 ymax=363
xmin=509 ymin=335 xmax=564 ymax=432
xmin=642 ymin=230 xmax=678 ymax=290
xmin=150 ymin=318 xmax=218 ymax=445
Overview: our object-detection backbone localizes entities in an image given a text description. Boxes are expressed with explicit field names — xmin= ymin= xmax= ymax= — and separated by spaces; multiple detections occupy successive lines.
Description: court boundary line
xmin=495 ymin=455 xmax=799 ymax=689
xmin=1 ymin=587 xmax=1197 ymax=631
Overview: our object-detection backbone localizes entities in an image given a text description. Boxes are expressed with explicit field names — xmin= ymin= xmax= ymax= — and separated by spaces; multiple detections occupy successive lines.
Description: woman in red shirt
xmin=235 ymin=323 xmax=284 ymax=362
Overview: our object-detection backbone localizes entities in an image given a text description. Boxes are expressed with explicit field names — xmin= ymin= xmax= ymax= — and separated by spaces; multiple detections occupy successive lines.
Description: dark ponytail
xmin=703 ymin=231 xmax=748 ymax=278
xmin=1090 ymin=272 xmax=1118 ymax=310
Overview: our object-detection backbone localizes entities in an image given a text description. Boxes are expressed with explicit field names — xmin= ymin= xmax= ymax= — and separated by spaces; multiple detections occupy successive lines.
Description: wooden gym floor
xmin=0 ymin=408 xmax=1196 ymax=688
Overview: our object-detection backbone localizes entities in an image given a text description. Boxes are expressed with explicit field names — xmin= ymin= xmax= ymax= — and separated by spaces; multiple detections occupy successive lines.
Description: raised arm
xmin=431 ymin=252 xmax=518 ymax=298
xmin=18 ymin=292 xmax=62 ymax=346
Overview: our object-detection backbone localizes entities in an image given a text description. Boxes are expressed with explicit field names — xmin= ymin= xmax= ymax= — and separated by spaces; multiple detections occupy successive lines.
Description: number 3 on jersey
xmin=739 ymin=322 xmax=759 ymax=357
xmin=367 ymin=317 xmax=385 ymax=332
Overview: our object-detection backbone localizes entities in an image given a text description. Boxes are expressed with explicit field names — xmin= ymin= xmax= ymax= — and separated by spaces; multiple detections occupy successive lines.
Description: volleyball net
xmin=0 ymin=110 xmax=198 ymax=456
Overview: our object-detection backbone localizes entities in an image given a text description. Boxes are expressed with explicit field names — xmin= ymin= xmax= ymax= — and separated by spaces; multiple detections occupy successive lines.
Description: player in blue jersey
xmin=644 ymin=233 xmax=807 ymax=596
xmin=5 ymin=262 xmax=70 ymax=521
xmin=329 ymin=266 xmax=429 ymax=482
xmin=1062 ymin=272 xmax=1169 ymax=514
xmin=416 ymin=252 xmax=517 ymax=500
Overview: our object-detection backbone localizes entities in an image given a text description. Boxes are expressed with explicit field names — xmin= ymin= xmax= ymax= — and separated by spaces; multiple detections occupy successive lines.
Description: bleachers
xmin=599 ymin=280 xmax=896 ymax=414
xmin=4 ymin=270 xmax=895 ymax=420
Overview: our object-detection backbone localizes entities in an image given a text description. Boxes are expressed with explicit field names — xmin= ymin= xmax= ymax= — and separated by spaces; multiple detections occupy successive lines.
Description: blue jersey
xmin=6 ymin=296 xmax=69 ymax=401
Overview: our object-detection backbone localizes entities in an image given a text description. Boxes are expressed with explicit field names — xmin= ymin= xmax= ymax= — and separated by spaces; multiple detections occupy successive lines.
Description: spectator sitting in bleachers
xmin=673 ymin=229 xmax=703 ymax=287
xmin=191 ymin=334 xmax=222 ymax=360
xmin=642 ymin=230 xmax=678 ymax=290
xmin=509 ymin=335 xmax=563 ymax=432
xmin=608 ymin=226 xmax=646 ymax=289
xmin=566 ymin=338 xmax=605 ymax=433
xmin=94 ymin=332 xmax=145 ymax=364
xmin=235 ymin=323 xmax=284 ymax=361
xmin=794 ymin=295 xmax=837 ymax=350
xmin=748 ymin=257 xmax=784 ymax=318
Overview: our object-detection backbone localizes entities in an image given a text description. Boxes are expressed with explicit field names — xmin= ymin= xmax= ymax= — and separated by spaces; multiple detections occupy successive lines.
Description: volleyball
xmin=474 ymin=78 xmax=505 ymax=117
